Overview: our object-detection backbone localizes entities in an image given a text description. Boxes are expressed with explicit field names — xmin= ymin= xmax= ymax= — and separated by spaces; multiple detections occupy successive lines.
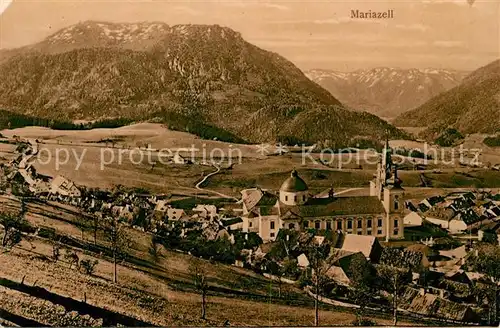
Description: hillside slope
xmin=393 ymin=60 xmax=500 ymax=138
xmin=306 ymin=68 xmax=467 ymax=118
xmin=0 ymin=21 xmax=406 ymax=145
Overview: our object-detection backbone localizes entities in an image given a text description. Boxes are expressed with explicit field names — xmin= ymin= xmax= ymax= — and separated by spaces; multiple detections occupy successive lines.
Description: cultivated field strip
xmin=0 ymin=277 xmax=154 ymax=326
xmin=0 ymin=286 xmax=100 ymax=327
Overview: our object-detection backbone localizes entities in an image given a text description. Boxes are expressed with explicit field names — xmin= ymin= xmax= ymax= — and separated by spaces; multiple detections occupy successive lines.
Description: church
xmin=241 ymin=141 xmax=405 ymax=242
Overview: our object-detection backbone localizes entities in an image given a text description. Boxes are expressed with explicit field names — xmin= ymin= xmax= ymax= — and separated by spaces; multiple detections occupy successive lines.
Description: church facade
xmin=241 ymin=141 xmax=405 ymax=242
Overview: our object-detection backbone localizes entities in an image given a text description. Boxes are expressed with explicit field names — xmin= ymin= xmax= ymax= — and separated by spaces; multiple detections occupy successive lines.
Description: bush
xmin=434 ymin=128 xmax=464 ymax=147
xmin=483 ymin=135 xmax=500 ymax=147
xmin=80 ymin=259 xmax=99 ymax=275
xmin=352 ymin=317 xmax=376 ymax=326
xmin=298 ymin=269 xmax=312 ymax=288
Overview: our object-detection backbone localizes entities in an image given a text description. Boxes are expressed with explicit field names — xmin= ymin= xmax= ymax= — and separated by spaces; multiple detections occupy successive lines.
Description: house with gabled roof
xmin=50 ymin=175 xmax=81 ymax=197
xmin=339 ymin=234 xmax=383 ymax=263
xmin=325 ymin=250 xmax=369 ymax=286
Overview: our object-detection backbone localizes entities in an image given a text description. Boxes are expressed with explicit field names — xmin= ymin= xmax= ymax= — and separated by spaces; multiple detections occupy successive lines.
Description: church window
xmin=326 ymin=221 xmax=332 ymax=230
xmin=377 ymin=229 xmax=383 ymax=235
xmin=302 ymin=195 xmax=306 ymax=202
xmin=394 ymin=219 xmax=399 ymax=228
xmin=285 ymin=196 xmax=288 ymax=202
xmin=357 ymin=219 xmax=362 ymax=229
xmin=357 ymin=231 xmax=362 ymax=235
xmin=347 ymin=220 xmax=353 ymax=230
xmin=315 ymin=220 xmax=321 ymax=229
xmin=270 ymin=232 xmax=275 ymax=238
xmin=394 ymin=197 xmax=399 ymax=210
xmin=337 ymin=221 xmax=342 ymax=230
xmin=367 ymin=230 xmax=372 ymax=235
xmin=393 ymin=229 xmax=398 ymax=236
xmin=294 ymin=195 xmax=297 ymax=202
xmin=270 ymin=221 xmax=275 ymax=230
xmin=367 ymin=219 xmax=372 ymax=228
xmin=249 ymin=221 xmax=253 ymax=228
xmin=378 ymin=218 xmax=383 ymax=227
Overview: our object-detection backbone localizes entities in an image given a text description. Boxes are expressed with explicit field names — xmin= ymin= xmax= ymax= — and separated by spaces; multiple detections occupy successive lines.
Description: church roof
xmin=242 ymin=188 xmax=278 ymax=212
xmin=278 ymin=196 xmax=385 ymax=219
xmin=280 ymin=170 xmax=308 ymax=192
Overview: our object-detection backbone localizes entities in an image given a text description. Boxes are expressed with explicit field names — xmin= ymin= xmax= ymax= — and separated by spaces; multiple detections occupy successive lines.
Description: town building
xmin=49 ymin=175 xmax=81 ymax=197
xmin=241 ymin=141 xmax=405 ymax=242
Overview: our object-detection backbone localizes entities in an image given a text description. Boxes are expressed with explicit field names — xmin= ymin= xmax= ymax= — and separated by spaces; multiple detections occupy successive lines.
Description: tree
xmin=308 ymin=243 xmax=334 ymax=326
xmin=466 ymin=244 xmax=500 ymax=324
xmin=189 ymin=257 xmax=209 ymax=320
xmin=148 ymin=235 xmax=162 ymax=264
xmin=76 ymin=211 xmax=89 ymax=241
xmin=90 ymin=214 xmax=99 ymax=245
xmin=348 ymin=256 xmax=376 ymax=323
xmin=102 ymin=216 xmax=129 ymax=283
xmin=377 ymin=265 xmax=411 ymax=326
xmin=0 ymin=199 xmax=27 ymax=249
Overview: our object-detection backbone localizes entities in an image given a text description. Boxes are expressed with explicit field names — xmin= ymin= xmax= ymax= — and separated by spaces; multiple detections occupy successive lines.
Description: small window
xmin=285 ymin=196 xmax=288 ymax=201
xmin=367 ymin=219 xmax=372 ymax=228
xmin=270 ymin=232 xmax=275 ymax=238
xmin=357 ymin=231 xmax=362 ymax=235
xmin=377 ymin=229 xmax=383 ymax=235
xmin=357 ymin=219 xmax=362 ymax=229
xmin=302 ymin=195 xmax=306 ymax=202
xmin=367 ymin=230 xmax=372 ymax=235
xmin=270 ymin=221 xmax=275 ymax=230
xmin=289 ymin=223 xmax=295 ymax=229
xmin=326 ymin=221 xmax=332 ymax=230
xmin=294 ymin=195 xmax=297 ymax=202
xmin=315 ymin=220 xmax=321 ymax=229
xmin=337 ymin=221 xmax=342 ymax=230
xmin=378 ymin=219 xmax=383 ymax=227
xmin=393 ymin=229 xmax=398 ymax=236
xmin=249 ymin=221 xmax=253 ymax=228
xmin=394 ymin=219 xmax=399 ymax=228
xmin=303 ymin=221 xmax=309 ymax=228
xmin=347 ymin=220 xmax=353 ymax=230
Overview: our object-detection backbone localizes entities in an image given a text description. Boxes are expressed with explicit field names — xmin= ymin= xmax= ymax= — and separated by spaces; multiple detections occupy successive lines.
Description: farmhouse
xmin=325 ymin=250 xmax=369 ymax=286
xmin=339 ymin=234 xmax=383 ymax=263
xmin=242 ymin=142 xmax=406 ymax=242
xmin=49 ymin=175 xmax=81 ymax=197
xmin=403 ymin=211 xmax=424 ymax=227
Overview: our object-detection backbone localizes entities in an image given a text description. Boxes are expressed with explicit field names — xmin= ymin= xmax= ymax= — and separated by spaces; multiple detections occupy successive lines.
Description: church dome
xmin=280 ymin=170 xmax=308 ymax=192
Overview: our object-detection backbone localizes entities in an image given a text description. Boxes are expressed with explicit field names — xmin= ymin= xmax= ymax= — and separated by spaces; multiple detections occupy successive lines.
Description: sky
xmin=0 ymin=0 xmax=499 ymax=71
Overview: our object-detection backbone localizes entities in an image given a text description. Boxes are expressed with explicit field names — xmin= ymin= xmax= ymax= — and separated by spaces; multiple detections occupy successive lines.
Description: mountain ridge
xmin=305 ymin=67 xmax=468 ymax=118
xmin=393 ymin=59 xmax=500 ymax=139
xmin=0 ymin=21 xmax=408 ymax=145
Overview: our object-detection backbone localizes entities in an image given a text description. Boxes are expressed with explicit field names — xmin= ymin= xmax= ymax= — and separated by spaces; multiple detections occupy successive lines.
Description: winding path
xmin=195 ymin=165 xmax=239 ymax=201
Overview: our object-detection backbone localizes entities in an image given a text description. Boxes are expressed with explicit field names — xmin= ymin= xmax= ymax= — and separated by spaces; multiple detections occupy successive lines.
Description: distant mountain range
xmin=394 ymin=59 xmax=500 ymax=139
xmin=0 ymin=21 xmax=407 ymax=146
xmin=305 ymin=68 xmax=468 ymax=118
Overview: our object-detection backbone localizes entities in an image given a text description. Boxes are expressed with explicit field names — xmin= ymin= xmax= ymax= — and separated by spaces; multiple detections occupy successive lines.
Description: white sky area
xmin=0 ymin=0 xmax=499 ymax=71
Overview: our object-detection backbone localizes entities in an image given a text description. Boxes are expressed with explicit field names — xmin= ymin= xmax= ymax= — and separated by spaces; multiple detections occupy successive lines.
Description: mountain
xmin=393 ymin=60 xmax=500 ymax=139
xmin=305 ymin=68 xmax=468 ymax=118
xmin=0 ymin=21 xmax=407 ymax=145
